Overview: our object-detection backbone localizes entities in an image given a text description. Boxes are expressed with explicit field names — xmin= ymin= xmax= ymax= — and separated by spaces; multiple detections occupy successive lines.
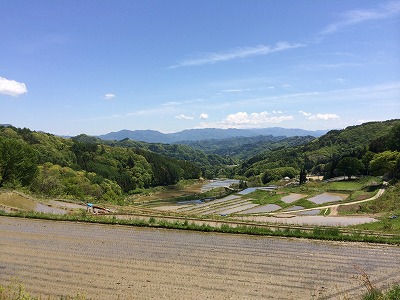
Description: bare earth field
xmin=1 ymin=217 xmax=399 ymax=300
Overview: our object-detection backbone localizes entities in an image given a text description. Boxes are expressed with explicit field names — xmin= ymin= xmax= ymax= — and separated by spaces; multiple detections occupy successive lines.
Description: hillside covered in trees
xmin=0 ymin=126 xmax=205 ymax=203
xmin=237 ymin=119 xmax=400 ymax=185
xmin=0 ymin=119 xmax=399 ymax=203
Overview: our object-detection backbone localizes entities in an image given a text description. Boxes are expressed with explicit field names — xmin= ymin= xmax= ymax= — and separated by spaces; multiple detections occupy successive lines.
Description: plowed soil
xmin=1 ymin=216 xmax=399 ymax=299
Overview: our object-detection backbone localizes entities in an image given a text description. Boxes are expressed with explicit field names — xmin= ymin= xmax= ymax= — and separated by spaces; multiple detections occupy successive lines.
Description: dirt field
xmin=1 ymin=217 xmax=399 ymax=300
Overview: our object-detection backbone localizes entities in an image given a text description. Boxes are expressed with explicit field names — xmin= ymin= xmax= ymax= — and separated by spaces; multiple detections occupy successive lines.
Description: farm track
xmin=1 ymin=216 xmax=399 ymax=299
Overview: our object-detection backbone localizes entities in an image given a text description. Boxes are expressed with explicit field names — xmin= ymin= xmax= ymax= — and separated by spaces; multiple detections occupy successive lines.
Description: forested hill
xmin=98 ymin=127 xmax=327 ymax=143
xmin=178 ymin=135 xmax=315 ymax=160
xmin=238 ymin=119 xmax=400 ymax=183
xmin=73 ymin=135 xmax=232 ymax=178
xmin=0 ymin=126 xmax=207 ymax=203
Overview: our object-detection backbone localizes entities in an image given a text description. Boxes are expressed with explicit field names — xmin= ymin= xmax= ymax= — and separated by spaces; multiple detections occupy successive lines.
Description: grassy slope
xmin=350 ymin=181 xmax=400 ymax=233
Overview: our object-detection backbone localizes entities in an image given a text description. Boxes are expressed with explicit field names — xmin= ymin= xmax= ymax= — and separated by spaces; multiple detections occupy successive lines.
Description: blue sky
xmin=1 ymin=0 xmax=399 ymax=136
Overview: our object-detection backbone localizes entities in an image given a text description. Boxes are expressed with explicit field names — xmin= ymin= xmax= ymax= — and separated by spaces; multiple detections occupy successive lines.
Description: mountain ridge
xmin=98 ymin=127 xmax=328 ymax=143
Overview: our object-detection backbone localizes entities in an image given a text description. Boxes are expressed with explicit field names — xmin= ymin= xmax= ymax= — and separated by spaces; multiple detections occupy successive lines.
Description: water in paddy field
xmin=201 ymin=179 xmax=240 ymax=192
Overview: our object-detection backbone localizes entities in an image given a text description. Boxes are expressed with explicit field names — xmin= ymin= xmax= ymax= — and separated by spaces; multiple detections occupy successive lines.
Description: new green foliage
xmin=0 ymin=126 xmax=203 ymax=201
xmin=0 ymin=137 xmax=38 ymax=188
xmin=238 ymin=119 xmax=400 ymax=181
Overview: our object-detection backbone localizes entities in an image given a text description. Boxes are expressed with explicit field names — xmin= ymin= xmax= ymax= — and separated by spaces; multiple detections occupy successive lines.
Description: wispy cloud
xmin=0 ymin=76 xmax=27 ymax=97
xmin=162 ymin=99 xmax=204 ymax=106
xmin=219 ymin=86 xmax=274 ymax=94
xmin=175 ymin=114 xmax=194 ymax=120
xmin=321 ymin=1 xmax=400 ymax=34
xmin=221 ymin=89 xmax=253 ymax=93
xmin=224 ymin=81 xmax=400 ymax=108
xmin=170 ymin=42 xmax=305 ymax=68
xmin=102 ymin=93 xmax=116 ymax=100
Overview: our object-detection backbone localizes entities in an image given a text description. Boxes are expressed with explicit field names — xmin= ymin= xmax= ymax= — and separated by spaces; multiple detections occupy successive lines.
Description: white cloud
xmin=0 ymin=77 xmax=27 ymax=97
xmin=299 ymin=110 xmax=313 ymax=117
xmin=199 ymin=113 xmax=209 ymax=119
xmin=170 ymin=42 xmax=305 ymax=68
xmin=197 ymin=111 xmax=293 ymax=129
xmin=103 ymin=93 xmax=116 ymax=100
xmin=299 ymin=111 xmax=340 ymax=120
xmin=321 ymin=1 xmax=400 ymax=34
xmin=221 ymin=88 xmax=252 ymax=93
xmin=162 ymin=99 xmax=204 ymax=106
xmin=336 ymin=78 xmax=348 ymax=85
xmin=175 ymin=114 xmax=194 ymax=120
xmin=308 ymin=113 xmax=340 ymax=120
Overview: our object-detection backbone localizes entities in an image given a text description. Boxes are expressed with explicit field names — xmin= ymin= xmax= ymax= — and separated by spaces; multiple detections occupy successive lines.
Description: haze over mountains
xmin=98 ymin=127 xmax=328 ymax=143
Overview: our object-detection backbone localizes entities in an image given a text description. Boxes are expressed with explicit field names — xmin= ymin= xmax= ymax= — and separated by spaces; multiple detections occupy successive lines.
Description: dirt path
xmin=1 ymin=216 xmax=399 ymax=299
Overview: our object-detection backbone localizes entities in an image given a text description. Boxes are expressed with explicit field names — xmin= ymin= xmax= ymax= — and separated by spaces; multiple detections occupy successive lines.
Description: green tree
xmin=362 ymin=151 xmax=375 ymax=175
xmin=261 ymin=167 xmax=298 ymax=184
xmin=299 ymin=168 xmax=307 ymax=184
xmin=370 ymin=151 xmax=400 ymax=179
xmin=336 ymin=157 xmax=364 ymax=180
xmin=387 ymin=123 xmax=400 ymax=151
xmin=0 ymin=137 xmax=38 ymax=187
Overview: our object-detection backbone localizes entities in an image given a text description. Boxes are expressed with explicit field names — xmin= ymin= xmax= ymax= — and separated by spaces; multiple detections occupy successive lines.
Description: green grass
xmin=349 ymin=181 xmax=400 ymax=232
xmin=291 ymin=197 xmax=316 ymax=209
xmin=353 ymin=215 xmax=400 ymax=233
xmin=327 ymin=180 xmax=365 ymax=191
xmin=245 ymin=190 xmax=287 ymax=206
xmin=347 ymin=190 xmax=376 ymax=201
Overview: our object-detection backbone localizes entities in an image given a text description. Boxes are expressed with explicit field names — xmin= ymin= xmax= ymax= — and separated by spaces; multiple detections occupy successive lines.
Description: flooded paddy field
xmin=308 ymin=193 xmax=348 ymax=204
xmin=1 ymin=216 xmax=399 ymax=300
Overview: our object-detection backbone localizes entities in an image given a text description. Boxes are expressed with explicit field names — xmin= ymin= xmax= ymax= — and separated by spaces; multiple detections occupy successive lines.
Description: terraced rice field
xmin=149 ymin=189 xmax=370 ymax=223
xmin=1 ymin=216 xmax=399 ymax=299
xmin=281 ymin=193 xmax=307 ymax=203
xmin=308 ymin=193 xmax=348 ymax=204
xmin=239 ymin=204 xmax=282 ymax=214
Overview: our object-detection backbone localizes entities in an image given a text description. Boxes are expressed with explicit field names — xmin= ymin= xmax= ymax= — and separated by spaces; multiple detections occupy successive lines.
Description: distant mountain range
xmin=97 ymin=127 xmax=328 ymax=143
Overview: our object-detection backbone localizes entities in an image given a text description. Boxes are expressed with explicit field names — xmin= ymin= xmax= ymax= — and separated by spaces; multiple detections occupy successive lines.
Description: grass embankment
xmin=350 ymin=181 xmax=400 ymax=233
xmin=1 ymin=209 xmax=399 ymax=245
